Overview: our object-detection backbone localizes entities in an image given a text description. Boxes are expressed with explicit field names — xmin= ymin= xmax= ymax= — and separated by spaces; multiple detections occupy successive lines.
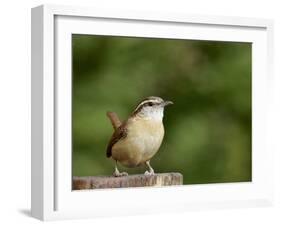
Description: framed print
xmin=31 ymin=4 xmax=274 ymax=221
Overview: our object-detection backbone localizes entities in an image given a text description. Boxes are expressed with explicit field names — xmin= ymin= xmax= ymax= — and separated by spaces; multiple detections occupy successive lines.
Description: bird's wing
xmin=106 ymin=123 xmax=127 ymax=158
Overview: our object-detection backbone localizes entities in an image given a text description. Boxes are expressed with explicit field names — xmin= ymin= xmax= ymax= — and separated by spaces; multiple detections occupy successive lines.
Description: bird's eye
xmin=148 ymin=102 xmax=153 ymax=106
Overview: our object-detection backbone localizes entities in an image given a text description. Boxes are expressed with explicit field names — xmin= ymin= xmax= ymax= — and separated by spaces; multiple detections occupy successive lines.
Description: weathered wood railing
xmin=73 ymin=173 xmax=183 ymax=190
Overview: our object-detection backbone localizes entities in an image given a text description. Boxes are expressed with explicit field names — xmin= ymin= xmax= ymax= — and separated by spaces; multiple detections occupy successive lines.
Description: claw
xmin=113 ymin=171 xmax=128 ymax=177
xmin=144 ymin=161 xmax=155 ymax=175
xmin=113 ymin=161 xmax=128 ymax=177
xmin=144 ymin=170 xmax=155 ymax=176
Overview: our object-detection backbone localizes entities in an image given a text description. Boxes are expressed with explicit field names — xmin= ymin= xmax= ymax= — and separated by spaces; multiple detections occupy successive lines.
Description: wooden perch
xmin=73 ymin=173 xmax=183 ymax=190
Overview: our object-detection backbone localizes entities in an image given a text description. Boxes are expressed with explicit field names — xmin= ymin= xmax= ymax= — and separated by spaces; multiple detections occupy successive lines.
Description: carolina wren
xmin=106 ymin=96 xmax=173 ymax=177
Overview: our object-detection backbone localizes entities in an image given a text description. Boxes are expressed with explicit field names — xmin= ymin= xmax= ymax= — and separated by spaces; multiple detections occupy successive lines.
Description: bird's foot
xmin=144 ymin=170 xmax=155 ymax=176
xmin=113 ymin=171 xmax=128 ymax=177
xmin=144 ymin=161 xmax=155 ymax=176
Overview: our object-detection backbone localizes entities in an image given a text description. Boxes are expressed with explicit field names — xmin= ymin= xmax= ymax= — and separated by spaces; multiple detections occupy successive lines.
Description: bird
xmin=106 ymin=96 xmax=173 ymax=177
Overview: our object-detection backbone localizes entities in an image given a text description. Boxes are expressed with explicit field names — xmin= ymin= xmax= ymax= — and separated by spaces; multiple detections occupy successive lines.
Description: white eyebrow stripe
xmin=133 ymin=99 xmax=161 ymax=113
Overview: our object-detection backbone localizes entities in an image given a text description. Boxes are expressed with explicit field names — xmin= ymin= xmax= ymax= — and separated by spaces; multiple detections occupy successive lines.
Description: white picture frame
xmin=31 ymin=4 xmax=274 ymax=221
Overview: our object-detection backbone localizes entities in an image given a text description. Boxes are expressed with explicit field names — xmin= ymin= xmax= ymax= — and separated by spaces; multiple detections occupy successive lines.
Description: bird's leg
xmin=113 ymin=161 xmax=128 ymax=177
xmin=144 ymin=161 xmax=155 ymax=175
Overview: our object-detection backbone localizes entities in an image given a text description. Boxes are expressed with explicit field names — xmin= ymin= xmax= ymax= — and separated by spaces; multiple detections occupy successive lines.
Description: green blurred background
xmin=72 ymin=34 xmax=252 ymax=185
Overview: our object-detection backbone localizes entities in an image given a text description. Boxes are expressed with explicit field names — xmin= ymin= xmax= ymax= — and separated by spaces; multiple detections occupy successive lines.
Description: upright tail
xmin=106 ymin=111 xmax=122 ymax=131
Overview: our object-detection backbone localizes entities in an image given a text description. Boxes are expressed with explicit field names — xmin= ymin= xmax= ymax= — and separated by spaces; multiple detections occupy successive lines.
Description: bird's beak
xmin=163 ymin=100 xmax=174 ymax=106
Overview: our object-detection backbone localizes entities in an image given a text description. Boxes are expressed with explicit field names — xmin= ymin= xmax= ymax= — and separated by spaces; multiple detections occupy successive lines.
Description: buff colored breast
xmin=111 ymin=117 xmax=164 ymax=167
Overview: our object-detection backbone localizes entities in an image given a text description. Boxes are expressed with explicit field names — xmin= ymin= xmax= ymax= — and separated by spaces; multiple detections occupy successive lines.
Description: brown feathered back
xmin=106 ymin=111 xmax=127 ymax=158
xmin=106 ymin=124 xmax=127 ymax=157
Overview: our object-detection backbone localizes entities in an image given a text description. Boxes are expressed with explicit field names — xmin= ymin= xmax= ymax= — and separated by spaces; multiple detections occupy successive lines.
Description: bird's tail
xmin=106 ymin=111 xmax=122 ymax=131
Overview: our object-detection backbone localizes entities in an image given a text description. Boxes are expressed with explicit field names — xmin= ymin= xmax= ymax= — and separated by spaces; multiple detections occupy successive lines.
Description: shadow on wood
xmin=73 ymin=173 xmax=183 ymax=190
